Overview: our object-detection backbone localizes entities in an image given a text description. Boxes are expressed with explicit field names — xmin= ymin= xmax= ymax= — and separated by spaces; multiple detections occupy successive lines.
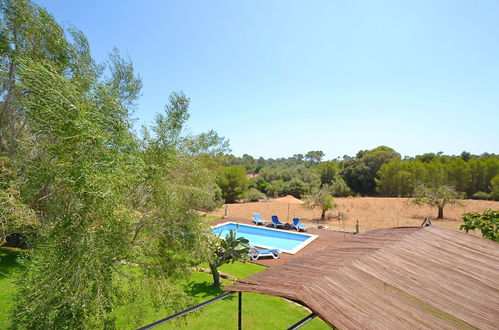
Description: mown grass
xmin=121 ymin=270 xmax=329 ymax=329
xmin=203 ymin=215 xmax=221 ymax=221
xmin=0 ymin=247 xmax=23 ymax=328
xmin=0 ymin=248 xmax=329 ymax=329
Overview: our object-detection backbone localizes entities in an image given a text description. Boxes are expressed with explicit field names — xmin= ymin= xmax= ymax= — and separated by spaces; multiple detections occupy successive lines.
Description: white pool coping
xmin=212 ymin=221 xmax=318 ymax=254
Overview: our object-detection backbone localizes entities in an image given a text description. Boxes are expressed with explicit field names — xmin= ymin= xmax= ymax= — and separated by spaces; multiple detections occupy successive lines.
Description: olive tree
xmin=411 ymin=184 xmax=465 ymax=219
xmin=306 ymin=185 xmax=337 ymax=221
xmin=10 ymin=56 xmax=144 ymax=329
xmin=11 ymin=60 xmax=225 ymax=328
xmin=2 ymin=2 xmax=228 ymax=327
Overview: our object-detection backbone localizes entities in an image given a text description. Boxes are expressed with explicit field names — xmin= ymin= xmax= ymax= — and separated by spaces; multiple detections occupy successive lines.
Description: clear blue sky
xmin=37 ymin=0 xmax=499 ymax=159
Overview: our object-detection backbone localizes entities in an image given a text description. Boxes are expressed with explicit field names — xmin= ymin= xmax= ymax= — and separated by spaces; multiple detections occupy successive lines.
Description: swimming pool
xmin=212 ymin=222 xmax=317 ymax=254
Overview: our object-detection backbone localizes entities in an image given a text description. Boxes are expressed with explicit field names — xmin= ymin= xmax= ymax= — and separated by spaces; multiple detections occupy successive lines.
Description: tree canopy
xmin=216 ymin=165 xmax=248 ymax=203
xmin=411 ymin=185 xmax=465 ymax=219
xmin=305 ymin=185 xmax=337 ymax=221
xmin=1 ymin=1 xmax=227 ymax=327
xmin=341 ymin=146 xmax=400 ymax=195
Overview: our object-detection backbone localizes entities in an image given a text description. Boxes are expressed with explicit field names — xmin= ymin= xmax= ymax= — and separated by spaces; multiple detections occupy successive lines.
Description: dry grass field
xmin=212 ymin=197 xmax=499 ymax=234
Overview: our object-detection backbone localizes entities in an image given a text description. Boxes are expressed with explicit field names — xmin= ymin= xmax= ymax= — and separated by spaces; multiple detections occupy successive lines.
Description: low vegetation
xmin=461 ymin=209 xmax=499 ymax=242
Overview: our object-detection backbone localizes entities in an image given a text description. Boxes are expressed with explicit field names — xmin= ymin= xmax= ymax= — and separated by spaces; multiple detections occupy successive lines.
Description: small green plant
xmin=207 ymin=229 xmax=250 ymax=287
xmin=461 ymin=209 xmax=498 ymax=242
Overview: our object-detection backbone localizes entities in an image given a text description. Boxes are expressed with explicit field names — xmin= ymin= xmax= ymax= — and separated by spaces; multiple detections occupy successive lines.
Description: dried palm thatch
xmin=226 ymin=226 xmax=499 ymax=329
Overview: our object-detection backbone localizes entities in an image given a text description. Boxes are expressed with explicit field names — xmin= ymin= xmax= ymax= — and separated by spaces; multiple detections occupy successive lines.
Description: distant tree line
xmin=217 ymin=147 xmax=499 ymax=202
xmin=377 ymin=153 xmax=499 ymax=199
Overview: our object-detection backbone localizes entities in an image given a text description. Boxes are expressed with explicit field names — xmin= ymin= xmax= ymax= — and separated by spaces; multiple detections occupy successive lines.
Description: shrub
xmin=253 ymin=176 xmax=270 ymax=194
xmin=490 ymin=175 xmax=499 ymax=201
xmin=245 ymin=188 xmax=267 ymax=202
xmin=330 ymin=176 xmax=352 ymax=197
xmin=266 ymin=179 xmax=284 ymax=198
xmin=472 ymin=191 xmax=491 ymax=200
xmin=281 ymin=178 xmax=310 ymax=198
xmin=461 ymin=209 xmax=499 ymax=242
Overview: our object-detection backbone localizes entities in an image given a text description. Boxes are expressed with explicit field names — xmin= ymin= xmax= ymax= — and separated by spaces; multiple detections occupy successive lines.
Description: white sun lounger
xmin=249 ymin=244 xmax=280 ymax=261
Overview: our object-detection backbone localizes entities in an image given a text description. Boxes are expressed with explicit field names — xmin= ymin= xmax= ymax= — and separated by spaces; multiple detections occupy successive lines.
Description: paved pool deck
xmin=212 ymin=217 xmax=354 ymax=267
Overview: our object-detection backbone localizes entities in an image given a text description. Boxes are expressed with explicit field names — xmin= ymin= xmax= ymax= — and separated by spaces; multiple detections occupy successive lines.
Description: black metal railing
xmin=137 ymin=291 xmax=317 ymax=330
xmin=137 ymin=291 xmax=237 ymax=330
xmin=287 ymin=312 xmax=316 ymax=329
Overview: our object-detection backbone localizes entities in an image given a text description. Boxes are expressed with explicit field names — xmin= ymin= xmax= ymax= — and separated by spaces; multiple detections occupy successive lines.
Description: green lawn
xmin=0 ymin=247 xmax=23 ymax=328
xmin=0 ymin=248 xmax=329 ymax=329
xmin=203 ymin=215 xmax=221 ymax=221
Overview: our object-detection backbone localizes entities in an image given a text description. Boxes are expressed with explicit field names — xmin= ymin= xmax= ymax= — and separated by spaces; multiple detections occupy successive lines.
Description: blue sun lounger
xmin=271 ymin=215 xmax=284 ymax=228
xmin=252 ymin=213 xmax=266 ymax=225
xmin=292 ymin=218 xmax=308 ymax=232
xmin=249 ymin=244 xmax=280 ymax=260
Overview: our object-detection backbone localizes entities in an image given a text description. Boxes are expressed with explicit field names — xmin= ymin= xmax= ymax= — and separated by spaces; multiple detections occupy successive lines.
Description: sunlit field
xmin=213 ymin=198 xmax=499 ymax=233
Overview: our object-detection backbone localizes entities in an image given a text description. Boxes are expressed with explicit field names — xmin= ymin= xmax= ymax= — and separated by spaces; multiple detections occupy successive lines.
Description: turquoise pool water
xmin=212 ymin=222 xmax=315 ymax=253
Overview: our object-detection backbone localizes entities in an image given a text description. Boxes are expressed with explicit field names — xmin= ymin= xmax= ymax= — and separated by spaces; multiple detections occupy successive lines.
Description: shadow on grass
xmin=185 ymin=280 xmax=235 ymax=301
xmin=0 ymin=248 xmax=23 ymax=279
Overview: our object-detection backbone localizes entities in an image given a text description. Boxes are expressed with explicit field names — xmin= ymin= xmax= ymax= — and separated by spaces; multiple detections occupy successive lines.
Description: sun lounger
xmin=292 ymin=218 xmax=308 ymax=232
xmin=249 ymin=244 xmax=280 ymax=260
xmin=252 ymin=213 xmax=266 ymax=225
xmin=271 ymin=215 xmax=284 ymax=228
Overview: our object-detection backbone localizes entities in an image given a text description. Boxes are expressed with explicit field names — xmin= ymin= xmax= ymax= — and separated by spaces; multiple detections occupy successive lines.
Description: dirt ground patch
xmin=211 ymin=197 xmax=499 ymax=234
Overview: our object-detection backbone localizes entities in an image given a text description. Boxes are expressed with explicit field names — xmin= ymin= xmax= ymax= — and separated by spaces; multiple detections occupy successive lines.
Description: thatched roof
xmin=226 ymin=226 xmax=499 ymax=329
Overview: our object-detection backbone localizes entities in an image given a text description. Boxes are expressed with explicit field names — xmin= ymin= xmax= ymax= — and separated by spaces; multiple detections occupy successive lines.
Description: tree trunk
xmin=437 ymin=206 xmax=444 ymax=219
xmin=321 ymin=209 xmax=326 ymax=221
xmin=209 ymin=263 xmax=221 ymax=287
